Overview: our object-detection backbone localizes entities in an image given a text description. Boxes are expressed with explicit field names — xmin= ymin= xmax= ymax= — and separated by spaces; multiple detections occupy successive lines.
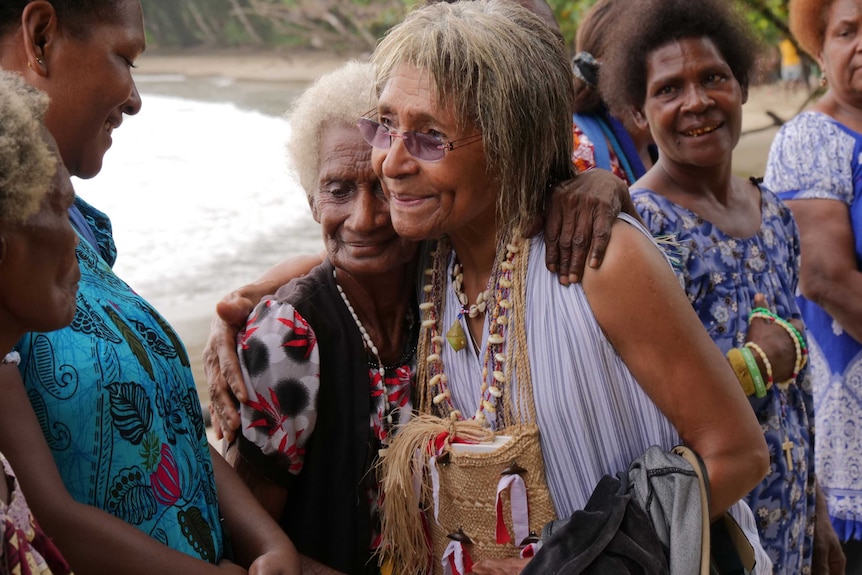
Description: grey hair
xmin=286 ymin=60 xmax=377 ymax=205
xmin=372 ymin=0 xmax=575 ymax=231
xmin=0 ymin=69 xmax=55 ymax=224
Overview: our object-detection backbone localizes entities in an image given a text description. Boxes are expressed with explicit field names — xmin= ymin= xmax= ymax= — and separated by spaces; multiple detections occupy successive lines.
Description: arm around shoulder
xmin=204 ymin=252 xmax=324 ymax=441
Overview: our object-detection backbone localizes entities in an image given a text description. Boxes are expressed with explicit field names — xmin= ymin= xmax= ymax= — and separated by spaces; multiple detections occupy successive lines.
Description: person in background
xmin=779 ymin=37 xmax=807 ymax=93
xmin=367 ymin=1 xmax=768 ymax=572
xmin=600 ymin=0 xmax=844 ymax=571
xmin=0 ymin=1 xmax=301 ymax=572
xmin=570 ymin=0 xmax=655 ymax=184
xmin=764 ymin=0 xmax=862 ymax=571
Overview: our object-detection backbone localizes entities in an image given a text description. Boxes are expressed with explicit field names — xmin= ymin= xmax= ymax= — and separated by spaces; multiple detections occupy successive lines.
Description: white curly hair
xmin=286 ymin=60 xmax=377 ymax=205
xmin=0 ymin=69 xmax=55 ymax=224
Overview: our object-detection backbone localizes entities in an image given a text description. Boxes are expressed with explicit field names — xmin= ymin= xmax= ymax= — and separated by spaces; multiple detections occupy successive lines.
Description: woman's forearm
xmin=0 ymin=365 xmax=244 ymax=575
xmin=582 ymin=224 xmax=768 ymax=515
xmin=788 ymin=198 xmax=862 ymax=342
xmin=211 ymin=445 xmax=300 ymax=572
xmin=804 ymin=267 xmax=862 ymax=343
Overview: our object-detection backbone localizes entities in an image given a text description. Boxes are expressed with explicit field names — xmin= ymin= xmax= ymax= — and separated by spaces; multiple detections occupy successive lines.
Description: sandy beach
xmin=137 ymin=48 xmax=356 ymax=83
xmin=132 ymin=49 xmax=815 ymax=430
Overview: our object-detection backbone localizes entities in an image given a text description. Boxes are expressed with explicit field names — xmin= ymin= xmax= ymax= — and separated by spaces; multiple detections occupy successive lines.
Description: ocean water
xmin=72 ymin=75 xmax=325 ymax=329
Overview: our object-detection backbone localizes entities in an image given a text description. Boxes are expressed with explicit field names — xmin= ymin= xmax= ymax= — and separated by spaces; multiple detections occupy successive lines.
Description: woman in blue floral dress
xmin=600 ymin=0 xmax=845 ymax=572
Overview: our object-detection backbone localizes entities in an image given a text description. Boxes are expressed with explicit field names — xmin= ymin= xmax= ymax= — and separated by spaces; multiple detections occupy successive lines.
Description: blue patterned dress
xmin=765 ymin=111 xmax=862 ymax=542
xmin=14 ymin=196 xmax=224 ymax=562
xmin=632 ymin=187 xmax=815 ymax=574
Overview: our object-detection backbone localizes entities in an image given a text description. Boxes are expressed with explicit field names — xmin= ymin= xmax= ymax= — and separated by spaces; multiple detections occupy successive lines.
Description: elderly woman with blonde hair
xmin=224 ymin=60 xmax=419 ymax=575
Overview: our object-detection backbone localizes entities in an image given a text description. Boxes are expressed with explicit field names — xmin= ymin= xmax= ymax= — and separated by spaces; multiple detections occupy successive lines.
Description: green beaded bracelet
xmin=748 ymin=307 xmax=773 ymax=320
xmin=740 ymin=345 xmax=766 ymax=398
xmin=775 ymin=316 xmax=807 ymax=350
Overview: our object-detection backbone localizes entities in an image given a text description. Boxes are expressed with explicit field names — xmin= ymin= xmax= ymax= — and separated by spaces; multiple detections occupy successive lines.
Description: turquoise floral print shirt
xmin=15 ymin=196 xmax=224 ymax=562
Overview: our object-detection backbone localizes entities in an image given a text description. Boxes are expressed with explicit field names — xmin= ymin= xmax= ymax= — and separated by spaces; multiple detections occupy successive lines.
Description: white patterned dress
xmin=765 ymin=111 xmax=862 ymax=542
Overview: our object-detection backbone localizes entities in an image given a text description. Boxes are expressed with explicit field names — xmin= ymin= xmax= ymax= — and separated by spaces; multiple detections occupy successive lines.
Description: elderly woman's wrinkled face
xmin=0 ymin=148 xmax=80 ymax=336
xmin=372 ymin=63 xmax=496 ymax=242
xmin=636 ymin=37 xmax=744 ymax=170
xmin=43 ymin=0 xmax=145 ymax=179
xmin=313 ymin=123 xmax=417 ymax=277
xmin=820 ymin=0 xmax=862 ymax=102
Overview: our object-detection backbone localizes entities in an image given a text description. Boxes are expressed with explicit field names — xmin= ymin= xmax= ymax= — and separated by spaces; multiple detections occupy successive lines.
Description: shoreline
xmin=137 ymin=48 xmax=357 ymax=83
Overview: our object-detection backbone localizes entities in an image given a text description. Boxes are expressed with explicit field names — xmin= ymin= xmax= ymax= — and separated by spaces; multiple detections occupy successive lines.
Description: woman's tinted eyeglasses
xmin=356 ymin=116 xmax=482 ymax=163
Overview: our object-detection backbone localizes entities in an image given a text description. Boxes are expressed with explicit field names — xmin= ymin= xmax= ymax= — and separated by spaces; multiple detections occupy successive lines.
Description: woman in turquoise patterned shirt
xmin=0 ymin=1 xmax=300 ymax=572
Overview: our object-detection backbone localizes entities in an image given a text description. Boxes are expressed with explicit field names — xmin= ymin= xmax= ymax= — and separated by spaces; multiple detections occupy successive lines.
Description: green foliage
xmin=737 ymin=0 xmax=790 ymax=45
xmin=547 ymin=0 xmax=597 ymax=50
xmin=140 ymin=0 xmax=789 ymax=53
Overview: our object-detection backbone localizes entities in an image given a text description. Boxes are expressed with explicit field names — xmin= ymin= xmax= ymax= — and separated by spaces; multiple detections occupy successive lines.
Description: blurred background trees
xmin=140 ymin=0 xmax=792 ymax=57
xmin=141 ymin=0 xmax=404 ymax=51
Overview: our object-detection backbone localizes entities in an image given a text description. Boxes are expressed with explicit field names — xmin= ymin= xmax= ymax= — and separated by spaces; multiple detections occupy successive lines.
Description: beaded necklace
xmin=334 ymin=269 xmax=384 ymax=377
xmin=333 ymin=268 xmax=415 ymax=553
xmin=333 ymin=268 xmax=416 ymax=442
xmin=419 ymin=238 xmax=520 ymax=426
xmin=452 ymin=261 xmax=493 ymax=319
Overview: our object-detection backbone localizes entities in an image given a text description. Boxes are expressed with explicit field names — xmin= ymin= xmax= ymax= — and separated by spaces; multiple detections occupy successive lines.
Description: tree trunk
xmin=228 ymin=0 xmax=264 ymax=45
xmin=186 ymin=0 xmax=218 ymax=45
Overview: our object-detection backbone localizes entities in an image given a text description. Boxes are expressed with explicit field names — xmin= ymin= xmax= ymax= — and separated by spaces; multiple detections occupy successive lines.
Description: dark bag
xmin=521 ymin=446 xmax=756 ymax=575
xmin=520 ymin=471 xmax=668 ymax=575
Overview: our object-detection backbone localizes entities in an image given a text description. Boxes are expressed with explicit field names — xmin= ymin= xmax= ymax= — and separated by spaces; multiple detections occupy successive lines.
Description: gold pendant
xmin=446 ymin=319 xmax=468 ymax=351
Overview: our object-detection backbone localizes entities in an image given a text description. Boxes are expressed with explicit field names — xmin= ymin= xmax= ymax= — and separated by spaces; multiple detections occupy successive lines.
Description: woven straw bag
xmin=379 ymin=236 xmax=556 ymax=574
xmin=427 ymin=423 xmax=556 ymax=568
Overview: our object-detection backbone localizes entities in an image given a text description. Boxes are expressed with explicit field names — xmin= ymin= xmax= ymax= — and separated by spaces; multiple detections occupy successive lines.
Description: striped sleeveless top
xmin=439 ymin=214 xmax=679 ymax=518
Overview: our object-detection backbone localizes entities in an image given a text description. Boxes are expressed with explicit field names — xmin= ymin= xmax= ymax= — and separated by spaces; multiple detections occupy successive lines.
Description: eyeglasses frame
xmin=356 ymin=112 xmax=483 ymax=163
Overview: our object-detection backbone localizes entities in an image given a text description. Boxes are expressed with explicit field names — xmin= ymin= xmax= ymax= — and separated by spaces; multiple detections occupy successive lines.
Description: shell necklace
xmin=446 ymin=261 xmax=493 ymax=351
xmin=420 ymin=240 xmax=520 ymax=426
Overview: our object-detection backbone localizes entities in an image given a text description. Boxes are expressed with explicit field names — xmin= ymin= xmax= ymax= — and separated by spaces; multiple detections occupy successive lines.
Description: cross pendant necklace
xmin=782 ymin=436 xmax=793 ymax=471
